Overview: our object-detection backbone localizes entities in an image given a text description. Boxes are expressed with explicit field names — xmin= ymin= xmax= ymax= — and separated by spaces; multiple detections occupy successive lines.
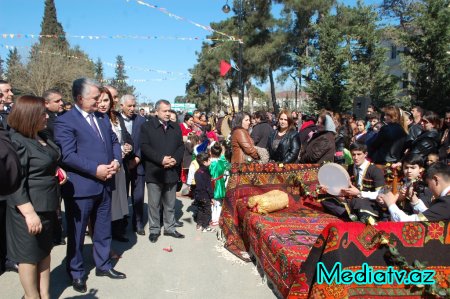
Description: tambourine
xmin=318 ymin=163 xmax=350 ymax=196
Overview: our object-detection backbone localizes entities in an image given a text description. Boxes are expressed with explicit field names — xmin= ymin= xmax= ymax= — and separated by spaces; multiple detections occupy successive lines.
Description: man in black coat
xmin=0 ymin=126 xmax=21 ymax=274
xmin=0 ymin=80 xmax=19 ymax=274
xmin=140 ymin=100 xmax=185 ymax=243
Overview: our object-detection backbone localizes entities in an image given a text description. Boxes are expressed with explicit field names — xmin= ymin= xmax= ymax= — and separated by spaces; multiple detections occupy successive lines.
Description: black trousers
xmin=0 ymin=201 xmax=6 ymax=271
xmin=196 ymin=199 xmax=212 ymax=228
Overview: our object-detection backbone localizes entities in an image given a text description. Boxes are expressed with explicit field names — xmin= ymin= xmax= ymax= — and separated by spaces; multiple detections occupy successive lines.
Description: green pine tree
xmin=0 ymin=55 xmax=4 ymax=80
xmin=399 ymin=0 xmax=450 ymax=112
xmin=111 ymin=55 xmax=135 ymax=97
xmin=39 ymin=0 xmax=68 ymax=50
xmin=6 ymin=48 xmax=25 ymax=85
xmin=94 ymin=58 xmax=104 ymax=83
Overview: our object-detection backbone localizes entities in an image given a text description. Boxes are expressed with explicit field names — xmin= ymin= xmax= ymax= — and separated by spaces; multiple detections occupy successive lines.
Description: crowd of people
xmin=0 ymin=77 xmax=449 ymax=298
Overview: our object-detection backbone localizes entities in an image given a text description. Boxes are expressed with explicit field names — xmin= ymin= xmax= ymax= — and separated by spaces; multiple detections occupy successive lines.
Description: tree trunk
xmin=269 ymin=68 xmax=278 ymax=114
xmin=226 ymin=82 xmax=236 ymax=115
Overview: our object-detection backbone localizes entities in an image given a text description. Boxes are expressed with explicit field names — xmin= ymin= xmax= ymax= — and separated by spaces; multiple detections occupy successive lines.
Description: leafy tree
xmin=39 ymin=0 xmax=68 ymax=50
xmin=94 ymin=58 xmax=104 ymax=83
xmin=12 ymin=43 xmax=94 ymax=98
xmin=398 ymin=0 xmax=450 ymax=112
xmin=307 ymin=8 xmax=350 ymax=111
xmin=5 ymin=48 xmax=25 ymax=87
xmin=111 ymin=55 xmax=136 ymax=97
xmin=0 ymin=55 xmax=5 ymax=80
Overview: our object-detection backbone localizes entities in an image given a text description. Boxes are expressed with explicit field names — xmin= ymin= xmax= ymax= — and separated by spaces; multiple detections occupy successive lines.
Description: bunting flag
xmin=130 ymin=0 xmax=241 ymax=43
xmin=0 ymin=33 xmax=235 ymax=43
xmin=0 ymin=44 xmax=191 ymax=78
xmin=230 ymin=59 xmax=240 ymax=71
xmin=220 ymin=60 xmax=232 ymax=77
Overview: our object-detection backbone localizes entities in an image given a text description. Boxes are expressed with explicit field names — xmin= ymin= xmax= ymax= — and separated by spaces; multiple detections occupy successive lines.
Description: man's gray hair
xmin=119 ymin=94 xmax=136 ymax=105
xmin=155 ymin=99 xmax=170 ymax=110
xmin=72 ymin=78 xmax=100 ymax=102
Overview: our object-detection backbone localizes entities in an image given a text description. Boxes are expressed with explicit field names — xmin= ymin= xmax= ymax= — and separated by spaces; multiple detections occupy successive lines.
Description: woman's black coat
xmin=267 ymin=129 xmax=300 ymax=163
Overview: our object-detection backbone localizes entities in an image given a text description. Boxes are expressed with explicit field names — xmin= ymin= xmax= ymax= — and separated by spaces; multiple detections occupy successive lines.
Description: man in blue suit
xmin=118 ymin=94 xmax=147 ymax=236
xmin=54 ymin=78 xmax=126 ymax=293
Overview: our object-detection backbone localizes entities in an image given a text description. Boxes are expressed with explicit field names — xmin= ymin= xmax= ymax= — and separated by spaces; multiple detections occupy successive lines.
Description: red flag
xmin=220 ymin=60 xmax=232 ymax=77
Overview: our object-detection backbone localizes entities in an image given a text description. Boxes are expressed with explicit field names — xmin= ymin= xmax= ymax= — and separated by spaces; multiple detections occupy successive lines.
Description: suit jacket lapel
xmin=72 ymin=108 xmax=101 ymax=141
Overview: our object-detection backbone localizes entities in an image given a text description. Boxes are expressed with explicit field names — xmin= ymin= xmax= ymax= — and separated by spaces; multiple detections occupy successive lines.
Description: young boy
xmin=194 ymin=152 xmax=215 ymax=232
xmin=381 ymin=162 xmax=450 ymax=221
xmin=394 ymin=154 xmax=433 ymax=215
xmin=321 ymin=142 xmax=386 ymax=221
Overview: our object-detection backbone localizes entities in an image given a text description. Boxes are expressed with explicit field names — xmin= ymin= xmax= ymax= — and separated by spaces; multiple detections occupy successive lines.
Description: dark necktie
xmin=355 ymin=167 xmax=362 ymax=189
xmin=88 ymin=114 xmax=103 ymax=141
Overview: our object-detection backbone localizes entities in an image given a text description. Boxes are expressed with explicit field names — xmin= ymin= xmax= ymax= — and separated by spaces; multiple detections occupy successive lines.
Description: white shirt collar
xmin=356 ymin=160 xmax=370 ymax=172
xmin=441 ymin=185 xmax=450 ymax=197
xmin=75 ymin=104 xmax=91 ymax=119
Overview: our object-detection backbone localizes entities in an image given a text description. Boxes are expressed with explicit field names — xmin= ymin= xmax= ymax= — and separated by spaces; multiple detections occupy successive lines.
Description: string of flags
xmin=0 ymin=33 xmax=235 ymax=43
xmin=0 ymin=44 xmax=191 ymax=78
xmin=129 ymin=0 xmax=243 ymax=44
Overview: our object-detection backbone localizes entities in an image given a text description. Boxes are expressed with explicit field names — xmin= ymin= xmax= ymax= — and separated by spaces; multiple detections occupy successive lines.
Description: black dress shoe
xmin=163 ymin=230 xmax=185 ymax=239
xmin=174 ymin=221 xmax=184 ymax=227
xmin=4 ymin=260 xmax=18 ymax=273
xmin=72 ymin=278 xmax=87 ymax=293
xmin=112 ymin=234 xmax=129 ymax=242
xmin=96 ymin=268 xmax=126 ymax=279
xmin=53 ymin=238 xmax=66 ymax=246
xmin=149 ymin=233 xmax=160 ymax=243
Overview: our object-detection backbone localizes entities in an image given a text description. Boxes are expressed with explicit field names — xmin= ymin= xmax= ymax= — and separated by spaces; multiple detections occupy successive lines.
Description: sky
xmin=0 ymin=0 xmax=379 ymax=104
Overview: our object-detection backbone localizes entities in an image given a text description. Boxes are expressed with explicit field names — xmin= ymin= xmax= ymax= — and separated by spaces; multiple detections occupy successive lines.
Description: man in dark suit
xmin=42 ymin=89 xmax=66 ymax=246
xmin=118 ymin=94 xmax=147 ymax=235
xmin=140 ymin=99 xmax=185 ymax=243
xmin=54 ymin=78 xmax=126 ymax=293
xmin=0 ymin=80 xmax=14 ymax=130
xmin=42 ymin=89 xmax=64 ymax=140
xmin=0 ymin=126 xmax=21 ymax=275
xmin=0 ymin=80 xmax=19 ymax=274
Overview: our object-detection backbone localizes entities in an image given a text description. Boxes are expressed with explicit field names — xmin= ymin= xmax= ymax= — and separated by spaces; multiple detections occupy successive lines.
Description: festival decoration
xmin=129 ymin=0 xmax=241 ymax=43
xmin=0 ymin=33 xmax=234 ymax=43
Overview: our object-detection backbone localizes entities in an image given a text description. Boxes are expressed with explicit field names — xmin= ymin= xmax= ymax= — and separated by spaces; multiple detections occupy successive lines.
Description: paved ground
xmin=0 ymin=193 xmax=277 ymax=299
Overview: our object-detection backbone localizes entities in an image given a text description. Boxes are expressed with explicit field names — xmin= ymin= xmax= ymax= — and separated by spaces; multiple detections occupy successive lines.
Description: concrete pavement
xmin=0 ymin=194 xmax=277 ymax=298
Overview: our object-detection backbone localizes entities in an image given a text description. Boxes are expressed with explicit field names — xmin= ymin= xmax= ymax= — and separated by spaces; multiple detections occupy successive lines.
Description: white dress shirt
xmin=356 ymin=160 xmax=380 ymax=200
xmin=388 ymin=185 xmax=450 ymax=222
xmin=75 ymin=104 xmax=103 ymax=139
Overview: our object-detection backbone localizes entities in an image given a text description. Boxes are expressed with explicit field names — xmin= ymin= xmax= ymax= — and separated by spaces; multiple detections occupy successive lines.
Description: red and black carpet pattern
xmin=289 ymin=221 xmax=450 ymax=298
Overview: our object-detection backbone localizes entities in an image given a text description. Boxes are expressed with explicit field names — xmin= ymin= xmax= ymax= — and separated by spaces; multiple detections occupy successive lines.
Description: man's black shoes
xmin=174 ymin=221 xmax=184 ymax=228
xmin=112 ymin=234 xmax=129 ymax=242
xmin=163 ymin=230 xmax=185 ymax=239
xmin=95 ymin=268 xmax=126 ymax=279
xmin=149 ymin=233 xmax=160 ymax=243
xmin=72 ymin=278 xmax=87 ymax=293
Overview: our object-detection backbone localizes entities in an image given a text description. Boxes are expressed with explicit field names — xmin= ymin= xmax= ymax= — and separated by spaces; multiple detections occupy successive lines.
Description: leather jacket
xmin=409 ymin=129 xmax=440 ymax=158
xmin=231 ymin=128 xmax=259 ymax=164
xmin=267 ymin=129 xmax=300 ymax=163
xmin=368 ymin=123 xmax=406 ymax=164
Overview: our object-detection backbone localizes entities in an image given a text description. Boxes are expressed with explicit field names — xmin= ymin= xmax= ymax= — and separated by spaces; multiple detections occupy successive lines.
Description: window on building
xmin=391 ymin=45 xmax=397 ymax=59
xmin=402 ymin=73 xmax=409 ymax=89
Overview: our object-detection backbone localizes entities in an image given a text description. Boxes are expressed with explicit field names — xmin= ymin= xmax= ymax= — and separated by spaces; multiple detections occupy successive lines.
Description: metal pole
xmin=238 ymin=0 xmax=244 ymax=112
